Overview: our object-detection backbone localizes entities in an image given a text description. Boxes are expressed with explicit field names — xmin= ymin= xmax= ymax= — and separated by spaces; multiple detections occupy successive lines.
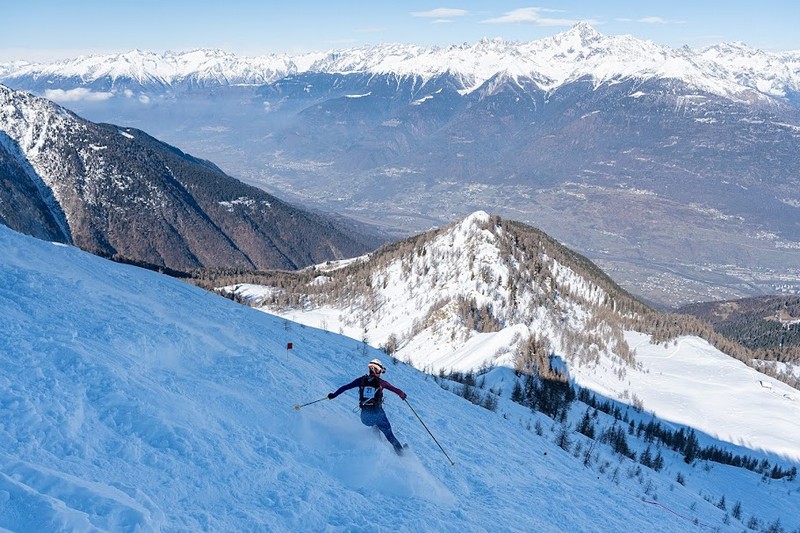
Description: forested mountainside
xmin=679 ymin=295 xmax=800 ymax=365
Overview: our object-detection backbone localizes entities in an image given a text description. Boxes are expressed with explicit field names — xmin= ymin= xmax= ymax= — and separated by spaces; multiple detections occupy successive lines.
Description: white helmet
xmin=368 ymin=358 xmax=385 ymax=375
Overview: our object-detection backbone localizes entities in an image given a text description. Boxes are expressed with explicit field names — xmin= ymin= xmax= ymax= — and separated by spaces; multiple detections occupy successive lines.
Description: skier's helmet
xmin=368 ymin=358 xmax=385 ymax=375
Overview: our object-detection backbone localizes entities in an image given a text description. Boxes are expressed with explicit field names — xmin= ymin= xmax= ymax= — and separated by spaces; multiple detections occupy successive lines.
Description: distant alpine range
xmin=2 ymin=23 xmax=799 ymax=306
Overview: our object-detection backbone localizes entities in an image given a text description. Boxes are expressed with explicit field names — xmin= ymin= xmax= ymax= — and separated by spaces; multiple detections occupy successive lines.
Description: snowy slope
xmin=240 ymin=212 xmax=800 ymax=467
xmin=575 ymin=332 xmax=800 ymax=461
xmin=4 ymin=225 xmax=797 ymax=531
xmin=276 ymin=294 xmax=800 ymax=462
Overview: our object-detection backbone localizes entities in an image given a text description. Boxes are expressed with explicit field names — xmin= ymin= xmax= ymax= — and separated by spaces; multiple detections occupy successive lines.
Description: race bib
xmin=362 ymin=386 xmax=377 ymax=400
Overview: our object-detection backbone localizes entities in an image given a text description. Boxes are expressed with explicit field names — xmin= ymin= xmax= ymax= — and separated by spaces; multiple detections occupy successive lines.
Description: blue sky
xmin=3 ymin=1 xmax=799 ymax=62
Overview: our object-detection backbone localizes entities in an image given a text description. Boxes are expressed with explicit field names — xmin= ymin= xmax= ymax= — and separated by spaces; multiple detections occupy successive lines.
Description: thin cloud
xmin=639 ymin=16 xmax=682 ymax=24
xmin=631 ymin=16 xmax=686 ymax=24
xmin=410 ymin=8 xmax=468 ymax=18
xmin=481 ymin=7 xmax=583 ymax=26
xmin=44 ymin=88 xmax=113 ymax=102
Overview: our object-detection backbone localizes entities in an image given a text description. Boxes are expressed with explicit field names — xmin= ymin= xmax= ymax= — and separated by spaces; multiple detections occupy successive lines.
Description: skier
xmin=328 ymin=358 xmax=408 ymax=455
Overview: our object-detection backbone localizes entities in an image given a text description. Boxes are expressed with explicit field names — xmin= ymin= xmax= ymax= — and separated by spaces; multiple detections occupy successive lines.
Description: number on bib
xmin=363 ymin=386 xmax=376 ymax=400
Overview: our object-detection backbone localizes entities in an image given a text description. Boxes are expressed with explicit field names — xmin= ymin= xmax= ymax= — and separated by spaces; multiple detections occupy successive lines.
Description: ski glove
xmin=400 ymin=392 xmax=407 ymax=400
xmin=327 ymin=393 xmax=335 ymax=400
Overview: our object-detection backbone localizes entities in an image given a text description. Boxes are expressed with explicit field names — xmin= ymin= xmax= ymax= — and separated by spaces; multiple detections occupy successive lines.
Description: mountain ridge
xmin=3 ymin=24 xmax=799 ymax=100
xmin=0 ymin=84 xmax=382 ymax=271
xmin=217 ymin=211 xmax=788 ymax=386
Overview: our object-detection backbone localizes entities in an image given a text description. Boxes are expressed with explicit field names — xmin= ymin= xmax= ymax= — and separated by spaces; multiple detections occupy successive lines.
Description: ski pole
xmin=293 ymin=397 xmax=329 ymax=410
xmin=404 ymin=398 xmax=455 ymax=466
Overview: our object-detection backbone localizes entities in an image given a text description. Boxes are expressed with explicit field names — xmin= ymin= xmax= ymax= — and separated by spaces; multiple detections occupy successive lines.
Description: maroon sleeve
xmin=331 ymin=376 xmax=363 ymax=398
xmin=380 ymin=378 xmax=406 ymax=399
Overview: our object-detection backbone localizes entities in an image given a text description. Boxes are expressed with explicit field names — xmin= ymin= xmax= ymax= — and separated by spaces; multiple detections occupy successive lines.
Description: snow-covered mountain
xmin=225 ymin=212 xmax=800 ymax=457
xmin=3 ymin=23 xmax=799 ymax=99
xmin=0 ymin=84 xmax=380 ymax=271
xmin=1 ymin=221 xmax=798 ymax=531
xmin=697 ymin=41 xmax=800 ymax=98
xmin=0 ymin=48 xmax=307 ymax=90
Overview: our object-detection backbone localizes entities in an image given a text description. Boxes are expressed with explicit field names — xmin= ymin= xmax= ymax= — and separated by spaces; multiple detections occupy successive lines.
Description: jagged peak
xmin=562 ymin=21 xmax=604 ymax=43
